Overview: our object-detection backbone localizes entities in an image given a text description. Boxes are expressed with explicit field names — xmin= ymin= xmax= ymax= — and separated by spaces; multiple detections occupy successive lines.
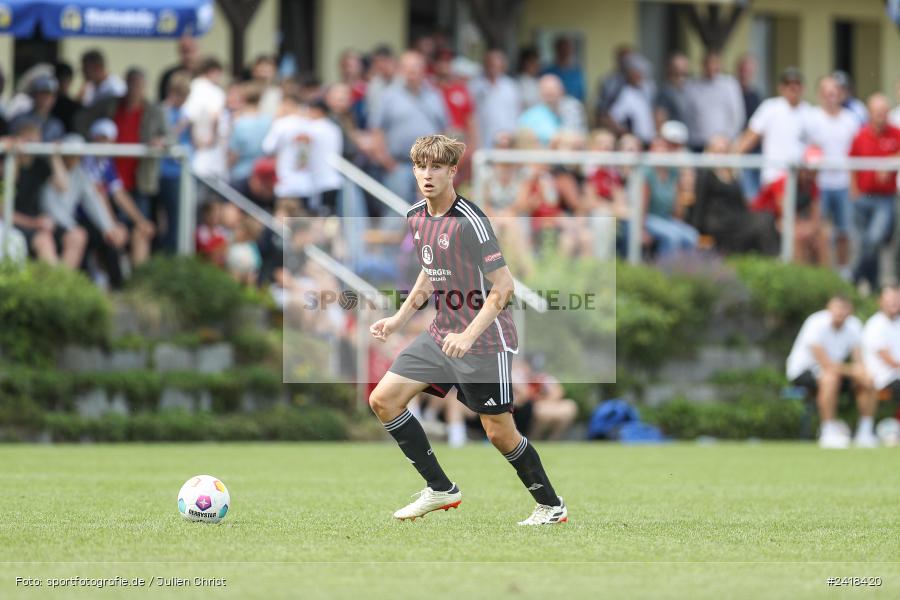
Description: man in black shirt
xmin=10 ymin=120 xmax=87 ymax=267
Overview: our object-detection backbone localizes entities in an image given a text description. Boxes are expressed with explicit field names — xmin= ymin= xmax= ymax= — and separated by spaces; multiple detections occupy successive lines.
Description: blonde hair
xmin=409 ymin=135 xmax=467 ymax=166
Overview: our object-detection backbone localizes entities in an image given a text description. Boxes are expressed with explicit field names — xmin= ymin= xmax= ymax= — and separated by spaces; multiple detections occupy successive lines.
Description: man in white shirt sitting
xmin=785 ymin=296 xmax=876 ymax=448
xmin=861 ymin=286 xmax=900 ymax=409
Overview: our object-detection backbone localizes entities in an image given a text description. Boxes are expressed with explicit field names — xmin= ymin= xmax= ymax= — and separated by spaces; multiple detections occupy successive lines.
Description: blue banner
xmin=0 ymin=0 xmax=214 ymax=39
xmin=890 ymin=0 xmax=900 ymax=26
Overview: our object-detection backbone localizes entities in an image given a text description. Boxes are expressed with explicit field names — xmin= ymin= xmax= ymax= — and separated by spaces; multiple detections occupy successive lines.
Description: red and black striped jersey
xmin=406 ymin=195 xmax=518 ymax=354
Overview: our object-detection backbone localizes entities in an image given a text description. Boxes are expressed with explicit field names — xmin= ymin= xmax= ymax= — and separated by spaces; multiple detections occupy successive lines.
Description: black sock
xmin=382 ymin=409 xmax=454 ymax=492
xmin=504 ymin=437 xmax=559 ymax=506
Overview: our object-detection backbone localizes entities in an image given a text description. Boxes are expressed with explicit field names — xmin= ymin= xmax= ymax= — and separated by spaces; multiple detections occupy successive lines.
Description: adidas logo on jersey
xmin=484 ymin=398 xmax=497 ymax=406
xmin=414 ymin=231 xmax=420 ymax=240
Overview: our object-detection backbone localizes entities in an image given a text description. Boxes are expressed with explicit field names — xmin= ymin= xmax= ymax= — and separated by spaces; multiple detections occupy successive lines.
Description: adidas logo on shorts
xmin=484 ymin=398 xmax=497 ymax=406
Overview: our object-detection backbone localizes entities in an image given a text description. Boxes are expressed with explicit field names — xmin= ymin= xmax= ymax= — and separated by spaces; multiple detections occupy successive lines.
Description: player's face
xmin=414 ymin=161 xmax=456 ymax=199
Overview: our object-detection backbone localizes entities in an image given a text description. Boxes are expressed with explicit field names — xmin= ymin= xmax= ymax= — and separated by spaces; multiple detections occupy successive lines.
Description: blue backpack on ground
xmin=587 ymin=399 xmax=668 ymax=443
xmin=587 ymin=399 xmax=640 ymax=440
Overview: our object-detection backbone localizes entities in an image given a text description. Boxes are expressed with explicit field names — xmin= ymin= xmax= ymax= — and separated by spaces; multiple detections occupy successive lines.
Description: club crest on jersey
xmin=438 ymin=233 xmax=450 ymax=249
xmin=422 ymin=244 xmax=434 ymax=265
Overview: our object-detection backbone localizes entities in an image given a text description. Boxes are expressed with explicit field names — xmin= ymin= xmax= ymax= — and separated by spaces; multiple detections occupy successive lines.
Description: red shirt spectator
xmin=589 ymin=166 xmax=623 ymax=200
xmin=752 ymin=175 xmax=819 ymax=219
xmin=113 ymin=102 xmax=144 ymax=191
xmin=849 ymin=123 xmax=900 ymax=196
xmin=438 ymin=80 xmax=474 ymax=132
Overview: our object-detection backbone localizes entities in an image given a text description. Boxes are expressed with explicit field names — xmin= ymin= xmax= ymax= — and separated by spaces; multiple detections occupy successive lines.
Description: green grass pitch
xmin=2 ymin=442 xmax=899 ymax=599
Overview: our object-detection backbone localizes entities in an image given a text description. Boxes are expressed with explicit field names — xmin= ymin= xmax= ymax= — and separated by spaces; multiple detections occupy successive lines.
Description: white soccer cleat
xmin=518 ymin=496 xmax=568 ymax=525
xmin=818 ymin=430 xmax=850 ymax=449
xmin=853 ymin=431 xmax=879 ymax=448
xmin=393 ymin=485 xmax=462 ymax=521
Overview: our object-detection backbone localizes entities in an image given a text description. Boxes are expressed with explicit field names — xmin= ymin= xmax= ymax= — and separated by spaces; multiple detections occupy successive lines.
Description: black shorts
xmin=389 ymin=331 xmax=514 ymax=415
xmin=791 ymin=370 xmax=854 ymax=394
xmin=22 ymin=225 xmax=68 ymax=255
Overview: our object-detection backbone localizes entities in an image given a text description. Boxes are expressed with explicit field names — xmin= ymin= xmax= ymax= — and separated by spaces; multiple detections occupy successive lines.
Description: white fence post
xmin=177 ymin=157 xmax=196 ymax=256
xmin=627 ymin=161 xmax=646 ymax=265
xmin=2 ymin=152 xmax=16 ymax=261
xmin=781 ymin=166 xmax=798 ymax=263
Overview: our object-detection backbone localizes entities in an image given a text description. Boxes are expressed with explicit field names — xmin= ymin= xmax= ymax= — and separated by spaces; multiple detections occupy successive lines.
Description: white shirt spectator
xmin=518 ymin=74 xmax=540 ymax=110
xmin=608 ymin=85 xmax=655 ymax=144
xmin=802 ymin=107 xmax=859 ymax=190
xmin=749 ymin=96 xmax=812 ymax=185
xmin=0 ymin=224 xmax=27 ymax=265
xmin=684 ymin=74 xmax=744 ymax=147
xmin=262 ymin=114 xmax=314 ymax=199
xmin=183 ymin=77 xmax=227 ymax=179
xmin=786 ymin=310 xmax=862 ymax=381
xmin=307 ymin=116 xmax=343 ymax=194
xmin=469 ymin=74 xmax=520 ymax=148
xmin=82 ymin=74 xmax=127 ymax=107
xmin=890 ymin=105 xmax=900 ymax=128
xmin=861 ymin=311 xmax=900 ymax=391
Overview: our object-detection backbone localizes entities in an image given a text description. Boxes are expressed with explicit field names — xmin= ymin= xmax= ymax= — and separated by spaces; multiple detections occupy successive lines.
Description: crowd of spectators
xmin=2 ymin=35 xmax=900 ymax=298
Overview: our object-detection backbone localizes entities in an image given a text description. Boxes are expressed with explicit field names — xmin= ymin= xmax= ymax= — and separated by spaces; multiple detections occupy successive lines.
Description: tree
xmin=681 ymin=1 xmax=748 ymax=53
xmin=216 ymin=0 xmax=264 ymax=76
xmin=462 ymin=0 xmax=525 ymax=52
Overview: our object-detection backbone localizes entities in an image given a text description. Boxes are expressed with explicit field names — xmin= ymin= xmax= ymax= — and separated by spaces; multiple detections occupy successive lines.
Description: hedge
xmin=127 ymin=256 xmax=262 ymax=329
xmin=33 ymin=406 xmax=348 ymax=442
xmin=0 ymin=262 xmax=111 ymax=365
xmin=641 ymin=396 xmax=807 ymax=440
xmin=0 ymin=367 xmax=285 ymax=414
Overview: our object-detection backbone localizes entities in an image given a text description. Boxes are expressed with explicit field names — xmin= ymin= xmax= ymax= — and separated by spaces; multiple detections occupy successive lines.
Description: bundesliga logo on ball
xmin=177 ymin=475 xmax=231 ymax=523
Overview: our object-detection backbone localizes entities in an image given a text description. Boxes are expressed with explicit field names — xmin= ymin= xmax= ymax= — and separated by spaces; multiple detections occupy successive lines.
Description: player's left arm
xmin=442 ymin=265 xmax=515 ymax=358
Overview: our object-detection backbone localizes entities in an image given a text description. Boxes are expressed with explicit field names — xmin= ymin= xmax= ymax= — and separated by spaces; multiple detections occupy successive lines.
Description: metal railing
xmin=328 ymin=153 xmax=549 ymax=313
xmin=472 ymin=149 xmax=900 ymax=264
xmin=1 ymin=141 xmax=195 ymax=258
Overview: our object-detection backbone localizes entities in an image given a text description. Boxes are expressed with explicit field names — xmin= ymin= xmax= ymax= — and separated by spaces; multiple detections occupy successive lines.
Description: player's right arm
xmin=370 ymin=269 xmax=434 ymax=342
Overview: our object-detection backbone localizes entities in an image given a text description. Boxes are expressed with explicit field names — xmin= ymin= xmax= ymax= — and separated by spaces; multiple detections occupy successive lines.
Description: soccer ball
xmin=876 ymin=418 xmax=900 ymax=447
xmin=178 ymin=475 xmax=231 ymax=523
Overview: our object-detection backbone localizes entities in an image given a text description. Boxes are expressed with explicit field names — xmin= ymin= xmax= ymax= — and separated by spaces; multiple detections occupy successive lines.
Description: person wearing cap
xmin=42 ymin=133 xmax=129 ymax=287
xmin=233 ymin=158 xmax=278 ymax=212
xmin=848 ymin=93 xmax=900 ymax=290
xmin=641 ymin=126 xmax=699 ymax=257
xmin=683 ymin=51 xmax=744 ymax=151
xmin=83 ymin=119 xmax=156 ymax=267
xmin=9 ymin=75 xmax=65 ymax=142
xmin=802 ymin=76 xmax=860 ymax=278
xmin=603 ymin=53 xmax=654 ymax=145
xmin=737 ymin=67 xmax=812 ymax=187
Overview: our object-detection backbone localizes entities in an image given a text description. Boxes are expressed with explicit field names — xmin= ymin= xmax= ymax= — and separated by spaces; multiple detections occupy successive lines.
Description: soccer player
xmin=369 ymin=135 xmax=566 ymax=525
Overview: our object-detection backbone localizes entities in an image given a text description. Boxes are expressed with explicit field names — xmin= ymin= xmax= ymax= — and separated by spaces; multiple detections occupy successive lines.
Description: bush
xmin=231 ymin=327 xmax=276 ymax=365
xmin=128 ymin=256 xmax=253 ymax=328
xmin=38 ymin=407 xmax=348 ymax=442
xmin=729 ymin=256 xmax=875 ymax=345
xmin=615 ymin=261 xmax=718 ymax=368
xmin=642 ymin=396 xmax=806 ymax=440
xmin=0 ymin=262 xmax=111 ymax=364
